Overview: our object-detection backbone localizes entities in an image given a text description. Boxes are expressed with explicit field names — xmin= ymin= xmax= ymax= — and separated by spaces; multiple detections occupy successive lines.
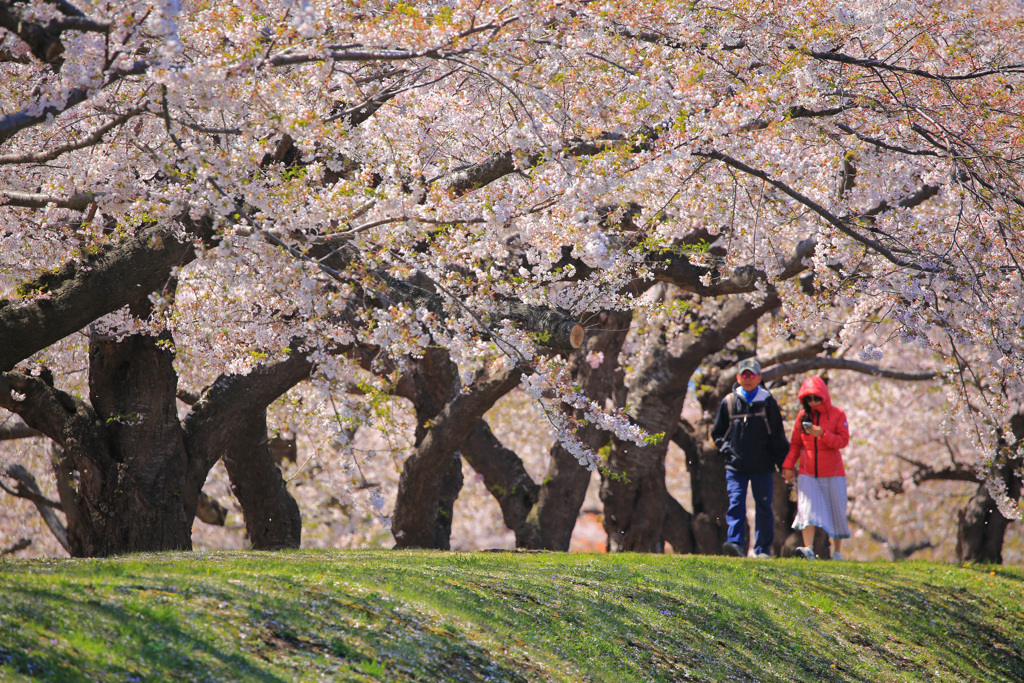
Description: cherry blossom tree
xmin=2 ymin=0 xmax=1022 ymax=557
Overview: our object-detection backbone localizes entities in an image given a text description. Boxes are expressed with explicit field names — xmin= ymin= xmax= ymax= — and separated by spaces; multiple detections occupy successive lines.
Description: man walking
xmin=710 ymin=359 xmax=789 ymax=558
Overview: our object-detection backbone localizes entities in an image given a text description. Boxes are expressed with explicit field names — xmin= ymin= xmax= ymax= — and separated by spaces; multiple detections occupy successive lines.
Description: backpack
xmin=722 ymin=392 xmax=772 ymax=442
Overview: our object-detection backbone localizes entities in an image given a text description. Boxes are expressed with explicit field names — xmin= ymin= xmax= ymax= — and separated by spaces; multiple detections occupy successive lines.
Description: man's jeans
xmin=725 ymin=469 xmax=775 ymax=556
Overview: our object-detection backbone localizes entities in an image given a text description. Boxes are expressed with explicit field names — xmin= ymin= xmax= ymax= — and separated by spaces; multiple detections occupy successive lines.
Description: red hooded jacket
xmin=782 ymin=376 xmax=850 ymax=477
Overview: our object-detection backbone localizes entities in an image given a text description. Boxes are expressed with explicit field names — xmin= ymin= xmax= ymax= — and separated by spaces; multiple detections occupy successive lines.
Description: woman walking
xmin=781 ymin=376 xmax=851 ymax=560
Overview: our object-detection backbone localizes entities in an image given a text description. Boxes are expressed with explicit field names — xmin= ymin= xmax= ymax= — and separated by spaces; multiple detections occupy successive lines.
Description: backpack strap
xmin=722 ymin=391 xmax=772 ymax=442
xmin=722 ymin=393 xmax=737 ymax=441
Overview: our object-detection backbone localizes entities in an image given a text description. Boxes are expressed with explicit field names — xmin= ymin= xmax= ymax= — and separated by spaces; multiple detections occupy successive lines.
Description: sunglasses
xmin=739 ymin=371 xmax=760 ymax=378
xmin=806 ymin=396 xmax=823 ymax=403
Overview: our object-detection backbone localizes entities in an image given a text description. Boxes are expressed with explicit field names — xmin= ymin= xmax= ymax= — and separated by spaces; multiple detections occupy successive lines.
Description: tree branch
xmin=694 ymin=149 xmax=932 ymax=271
xmin=878 ymin=465 xmax=979 ymax=494
xmin=802 ymin=48 xmax=1024 ymax=81
xmin=654 ymin=234 xmax=817 ymax=295
xmin=0 ymin=190 xmax=99 ymax=209
xmin=394 ymin=360 xmax=523 ymax=547
xmin=183 ymin=350 xmax=315 ymax=480
xmin=0 ymin=372 xmax=80 ymax=444
xmin=0 ymin=414 xmax=43 ymax=441
xmin=1 ymin=538 xmax=32 ymax=555
xmin=431 ymin=126 xmax=659 ymax=196
xmin=836 ymin=123 xmax=940 ymax=157
xmin=0 ymin=0 xmax=108 ymax=66
xmin=459 ymin=419 xmax=539 ymax=533
xmin=0 ymin=62 xmax=146 ymax=143
xmin=0 ymin=220 xmax=207 ymax=373
xmin=2 ymin=464 xmax=69 ymax=553
xmin=0 ymin=108 xmax=145 ymax=165
xmin=2 ymin=464 xmax=62 ymax=510
xmin=762 ymin=357 xmax=937 ymax=382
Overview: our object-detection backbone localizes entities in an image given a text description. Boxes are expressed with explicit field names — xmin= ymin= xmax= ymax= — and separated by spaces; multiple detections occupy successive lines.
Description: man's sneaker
xmin=832 ymin=551 xmax=843 ymax=561
xmin=722 ymin=541 xmax=744 ymax=557
xmin=754 ymin=552 xmax=772 ymax=559
xmin=794 ymin=546 xmax=816 ymax=560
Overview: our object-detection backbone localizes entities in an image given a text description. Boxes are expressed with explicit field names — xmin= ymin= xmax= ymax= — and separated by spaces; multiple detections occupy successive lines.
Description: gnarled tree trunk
xmin=392 ymin=353 xmax=521 ymax=548
xmin=957 ymin=464 xmax=1022 ymax=564
xmin=183 ymin=350 xmax=314 ymax=550
xmin=956 ymin=414 xmax=1024 ymax=564
xmin=602 ymin=295 xmax=779 ymax=552
xmin=2 ymin=330 xmax=312 ymax=556
xmin=85 ymin=332 xmax=193 ymax=554
xmin=519 ymin=310 xmax=633 ymax=550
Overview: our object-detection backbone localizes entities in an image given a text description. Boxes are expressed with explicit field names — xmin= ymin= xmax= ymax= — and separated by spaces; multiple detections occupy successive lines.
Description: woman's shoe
xmin=794 ymin=546 xmax=816 ymax=560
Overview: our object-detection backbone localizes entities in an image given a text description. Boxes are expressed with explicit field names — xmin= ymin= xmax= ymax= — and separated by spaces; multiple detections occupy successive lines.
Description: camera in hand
xmin=802 ymin=421 xmax=812 ymax=433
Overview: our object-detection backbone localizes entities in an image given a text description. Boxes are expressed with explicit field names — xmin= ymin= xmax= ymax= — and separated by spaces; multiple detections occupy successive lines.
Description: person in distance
xmin=711 ymin=358 xmax=790 ymax=559
xmin=781 ymin=376 xmax=851 ymax=560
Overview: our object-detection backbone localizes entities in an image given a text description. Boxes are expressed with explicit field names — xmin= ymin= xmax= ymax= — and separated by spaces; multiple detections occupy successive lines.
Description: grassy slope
xmin=1 ymin=551 xmax=1022 ymax=682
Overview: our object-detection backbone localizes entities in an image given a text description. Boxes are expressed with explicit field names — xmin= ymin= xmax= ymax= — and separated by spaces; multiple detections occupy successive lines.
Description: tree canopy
xmin=1 ymin=0 xmax=1022 ymax=557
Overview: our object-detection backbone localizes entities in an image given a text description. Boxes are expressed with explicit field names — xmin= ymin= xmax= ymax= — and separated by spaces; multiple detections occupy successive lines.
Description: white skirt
xmin=793 ymin=474 xmax=850 ymax=539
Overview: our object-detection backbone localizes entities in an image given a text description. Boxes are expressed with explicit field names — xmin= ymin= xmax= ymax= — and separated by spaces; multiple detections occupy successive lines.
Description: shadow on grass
xmin=343 ymin=557 xmax=865 ymax=683
xmin=211 ymin=573 xmax=537 ymax=683
xmin=2 ymin=583 xmax=286 ymax=683
xmin=4 ymin=553 xmax=1023 ymax=683
xmin=796 ymin=568 xmax=1024 ymax=682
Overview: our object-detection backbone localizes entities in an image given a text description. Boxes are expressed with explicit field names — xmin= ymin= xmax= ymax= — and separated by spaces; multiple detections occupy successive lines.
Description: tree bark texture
xmin=1 ymin=334 xmax=312 ymax=556
xmin=0 ymin=222 xmax=201 ymax=373
xmin=460 ymin=420 xmax=540 ymax=543
xmin=86 ymin=332 xmax=193 ymax=553
xmin=957 ymin=464 xmax=1022 ymax=564
xmin=391 ymin=349 xmax=461 ymax=549
xmin=458 ymin=310 xmax=632 ymax=550
xmin=673 ymin=421 xmax=728 ymax=554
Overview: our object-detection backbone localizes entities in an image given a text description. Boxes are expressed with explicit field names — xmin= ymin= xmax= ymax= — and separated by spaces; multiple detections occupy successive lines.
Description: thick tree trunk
xmin=520 ymin=310 xmax=633 ymax=550
xmin=519 ymin=443 xmax=594 ymax=550
xmin=392 ymin=349 xmax=460 ymax=549
xmin=3 ymin=337 xmax=314 ymax=556
xmin=183 ymin=351 xmax=314 ymax=551
xmin=956 ymin=415 xmax=1024 ymax=564
xmin=663 ymin=491 xmax=695 ymax=553
xmin=680 ymin=424 xmax=729 ymax=554
xmin=460 ymin=310 xmax=631 ymax=551
xmin=434 ymin=453 xmax=465 ymax=549
xmin=957 ymin=468 xmax=1021 ymax=564
xmin=602 ymin=430 xmax=674 ymax=552
xmin=956 ymin=483 xmax=1007 ymax=564
xmin=599 ymin=327 xmax=691 ymax=552
xmin=393 ymin=354 xmax=521 ymax=548
xmin=85 ymin=332 xmax=193 ymax=554
xmin=601 ymin=339 xmax=684 ymax=552
xmin=220 ymin=410 xmax=302 ymax=550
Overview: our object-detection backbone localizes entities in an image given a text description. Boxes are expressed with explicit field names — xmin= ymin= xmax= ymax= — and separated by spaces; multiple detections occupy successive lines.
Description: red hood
xmin=797 ymin=375 xmax=833 ymax=411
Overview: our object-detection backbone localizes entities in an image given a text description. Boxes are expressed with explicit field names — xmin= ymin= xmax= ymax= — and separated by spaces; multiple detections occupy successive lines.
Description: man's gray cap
xmin=736 ymin=358 xmax=762 ymax=374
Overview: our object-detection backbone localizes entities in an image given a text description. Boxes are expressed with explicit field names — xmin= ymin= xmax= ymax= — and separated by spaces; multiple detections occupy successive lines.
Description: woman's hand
xmin=782 ymin=468 xmax=796 ymax=482
xmin=808 ymin=425 xmax=824 ymax=437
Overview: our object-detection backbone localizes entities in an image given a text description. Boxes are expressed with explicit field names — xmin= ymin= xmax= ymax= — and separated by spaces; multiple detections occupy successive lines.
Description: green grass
xmin=1 ymin=551 xmax=1022 ymax=682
